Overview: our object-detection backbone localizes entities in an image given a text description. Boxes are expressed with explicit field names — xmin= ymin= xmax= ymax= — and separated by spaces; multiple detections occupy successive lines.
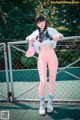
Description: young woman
xmin=25 ymin=14 xmax=63 ymax=115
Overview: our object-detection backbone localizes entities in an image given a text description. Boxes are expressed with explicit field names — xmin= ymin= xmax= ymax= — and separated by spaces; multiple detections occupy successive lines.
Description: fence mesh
xmin=0 ymin=43 xmax=8 ymax=100
xmin=8 ymin=38 xmax=80 ymax=101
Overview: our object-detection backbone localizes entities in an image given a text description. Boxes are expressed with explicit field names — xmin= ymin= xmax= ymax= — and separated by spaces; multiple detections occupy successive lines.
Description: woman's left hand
xmin=53 ymin=35 xmax=60 ymax=41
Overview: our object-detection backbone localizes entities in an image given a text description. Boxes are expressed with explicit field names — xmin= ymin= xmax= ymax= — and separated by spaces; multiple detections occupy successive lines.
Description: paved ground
xmin=0 ymin=102 xmax=80 ymax=120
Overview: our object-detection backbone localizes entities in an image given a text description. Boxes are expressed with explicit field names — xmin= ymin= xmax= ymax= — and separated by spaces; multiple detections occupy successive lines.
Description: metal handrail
xmin=8 ymin=36 xmax=80 ymax=45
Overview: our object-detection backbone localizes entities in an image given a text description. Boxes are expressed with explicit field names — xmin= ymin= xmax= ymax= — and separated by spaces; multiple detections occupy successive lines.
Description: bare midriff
xmin=40 ymin=43 xmax=53 ymax=51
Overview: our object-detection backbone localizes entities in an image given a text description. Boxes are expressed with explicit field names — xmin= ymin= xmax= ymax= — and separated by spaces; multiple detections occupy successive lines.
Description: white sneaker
xmin=39 ymin=103 xmax=46 ymax=115
xmin=47 ymin=103 xmax=54 ymax=113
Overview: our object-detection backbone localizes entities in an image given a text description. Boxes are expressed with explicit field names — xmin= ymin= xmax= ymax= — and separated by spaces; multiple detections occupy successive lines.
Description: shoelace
xmin=47 ymin=103 xmax=53 ymax=110
xmin=40 ymin=104 xmax=45 ymax=110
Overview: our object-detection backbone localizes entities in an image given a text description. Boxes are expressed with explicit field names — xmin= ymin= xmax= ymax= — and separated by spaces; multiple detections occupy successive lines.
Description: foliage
xmin=0 ymin=0 xmax=80 ymax=69
xmin=0 ymin=0 xmax=36 ymax=41
xmin=35 ymin=0 xmax=80 ymax=36
xmin=0 ymin=0 xmax=80 ymax=42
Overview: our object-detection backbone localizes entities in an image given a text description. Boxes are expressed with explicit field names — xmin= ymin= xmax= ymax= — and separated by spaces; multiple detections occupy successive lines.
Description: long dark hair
xmin=34 ymin=14 xmax=52 ymax=42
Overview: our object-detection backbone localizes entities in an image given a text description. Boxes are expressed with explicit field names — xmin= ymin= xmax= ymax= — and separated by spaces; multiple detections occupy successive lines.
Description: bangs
xmin=35 ymin=14 xmax=46 ymax=24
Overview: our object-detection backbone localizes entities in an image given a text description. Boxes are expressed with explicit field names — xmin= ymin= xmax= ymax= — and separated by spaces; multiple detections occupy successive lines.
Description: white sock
xmin=48 ymin=94 xmax=53 ymax=105
xmin=40 ymin=96 xmax=45 ymax=105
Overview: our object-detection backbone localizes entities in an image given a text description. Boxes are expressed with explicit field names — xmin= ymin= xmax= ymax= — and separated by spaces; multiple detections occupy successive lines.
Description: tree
xmin=35 ymin=0 xmax=80 ymax=36
xmin=0 ymin=0 xmax=37 ymax=42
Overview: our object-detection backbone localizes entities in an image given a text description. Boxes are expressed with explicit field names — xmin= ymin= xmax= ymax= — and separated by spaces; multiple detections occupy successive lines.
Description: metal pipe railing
xmin=7 ymin=36 xmax=80 ymax=102
xmin=8 ymin=36 xmax=80 ymax=45
xmin=0 ymin=43 xmax=9 ymax=101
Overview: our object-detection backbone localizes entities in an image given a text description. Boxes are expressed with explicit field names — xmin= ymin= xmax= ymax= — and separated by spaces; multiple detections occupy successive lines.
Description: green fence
xmin=0 ymin=67 xmax=80 ymax=82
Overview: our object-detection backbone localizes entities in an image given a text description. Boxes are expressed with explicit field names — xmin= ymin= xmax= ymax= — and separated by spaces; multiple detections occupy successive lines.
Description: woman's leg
xmin=48 ymin=50 xmax=58 ymax=94
xmin=37 ymin=52 xmax=47 ymax=97
xmin=37 ymin=52 xmax=48 ymax=115
xmin=47 ymin=50 xmax=58 ymax=113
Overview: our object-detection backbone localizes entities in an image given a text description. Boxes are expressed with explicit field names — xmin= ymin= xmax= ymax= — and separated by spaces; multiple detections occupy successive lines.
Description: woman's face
xmin=37 ymin=21 xmax=46 ymax=30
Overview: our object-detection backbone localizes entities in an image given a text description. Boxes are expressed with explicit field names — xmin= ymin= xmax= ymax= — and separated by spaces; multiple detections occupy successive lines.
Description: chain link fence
xmin=0 ymin=43 xmax=9 ymax=101
xmin=7 ymin=36 xmax=80 ymax=102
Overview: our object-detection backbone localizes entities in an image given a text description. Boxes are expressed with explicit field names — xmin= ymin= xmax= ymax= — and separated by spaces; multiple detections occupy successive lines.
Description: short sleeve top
xmin=26 ymin=27 xmax=63 ymax=54
xmin=27 ymin=27 xmax=63 ymax=41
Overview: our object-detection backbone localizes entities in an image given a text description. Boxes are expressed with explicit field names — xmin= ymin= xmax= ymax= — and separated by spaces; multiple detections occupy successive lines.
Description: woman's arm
xmin=25 ymin=30 xmax=38 ymax=57
xmin=26 ymin=30 xmax=38 ymax=42
xmin=53 ymin=33 xmax=63 ymax=41
xmin=25 ymin=39 xmax=35 ymax=57
xmin=48 ymin=27 xmax=64 ymax=41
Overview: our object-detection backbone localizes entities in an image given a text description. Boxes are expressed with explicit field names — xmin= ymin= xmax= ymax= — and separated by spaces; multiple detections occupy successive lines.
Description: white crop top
xmin=26 ymin=27 xmax=63 ymax=54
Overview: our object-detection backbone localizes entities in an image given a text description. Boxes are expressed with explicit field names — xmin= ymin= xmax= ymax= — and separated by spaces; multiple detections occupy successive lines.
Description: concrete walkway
xmin=0 ymin=102 xmax=80 ymax=120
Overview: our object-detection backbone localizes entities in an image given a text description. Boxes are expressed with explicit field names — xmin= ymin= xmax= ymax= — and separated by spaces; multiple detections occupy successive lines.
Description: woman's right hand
xmin=25 ymin=46 xmax=35 ymax=57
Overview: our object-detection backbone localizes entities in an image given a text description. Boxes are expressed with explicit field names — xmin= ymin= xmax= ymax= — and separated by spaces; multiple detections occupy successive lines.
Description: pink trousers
xmin=37 ymin=49 xmax=58 ymax=96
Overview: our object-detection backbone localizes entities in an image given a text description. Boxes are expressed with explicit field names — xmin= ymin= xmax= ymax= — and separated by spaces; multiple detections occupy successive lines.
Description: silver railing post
xmin=8 ymin=43 xmax=14 ymax=102
xmin=4 ymin=43 xmax=10 ymax=101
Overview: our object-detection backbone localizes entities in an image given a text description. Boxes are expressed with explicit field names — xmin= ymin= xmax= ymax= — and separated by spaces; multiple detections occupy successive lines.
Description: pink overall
xmin=37 ymin=49 xmax=58 ymax=97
